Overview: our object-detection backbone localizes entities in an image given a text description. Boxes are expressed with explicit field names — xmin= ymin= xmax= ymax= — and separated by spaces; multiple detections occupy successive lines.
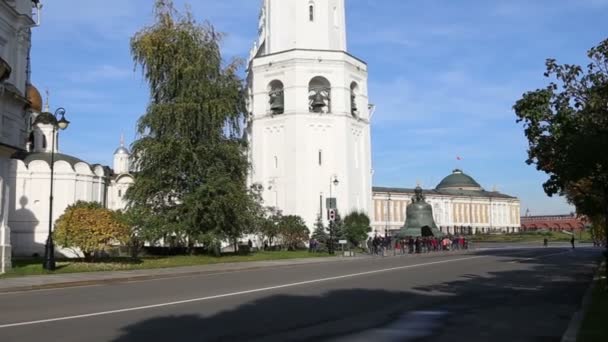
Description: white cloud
xmin=369 ymin=69 xmax=525 ymax=129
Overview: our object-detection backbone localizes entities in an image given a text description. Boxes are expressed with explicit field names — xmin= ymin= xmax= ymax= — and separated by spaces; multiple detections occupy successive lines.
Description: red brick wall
xmin=520 ymin=215 xmax=586 ymax=231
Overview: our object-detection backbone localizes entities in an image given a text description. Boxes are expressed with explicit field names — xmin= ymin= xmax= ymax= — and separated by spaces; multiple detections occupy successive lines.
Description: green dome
xmin=32 ymin=112 xmax=58 ymax=126
xmin=436 ymin=169 xmax=482 ymax=190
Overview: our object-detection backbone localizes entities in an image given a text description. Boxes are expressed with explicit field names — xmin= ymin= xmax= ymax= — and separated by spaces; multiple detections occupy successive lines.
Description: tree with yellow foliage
xmin=54 ymin=201 xmax=130 ymax=261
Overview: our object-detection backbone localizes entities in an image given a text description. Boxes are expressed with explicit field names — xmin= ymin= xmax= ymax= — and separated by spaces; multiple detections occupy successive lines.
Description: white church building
xmin=0 ymin=0 xmax=42 ymax=272
xmin=8 ymin=100 xmax=133 ymax=258
xmin=0 ymin=0 xmax=134 ymax=268
xmin=246 ymin=0 xmax=373 ymax=228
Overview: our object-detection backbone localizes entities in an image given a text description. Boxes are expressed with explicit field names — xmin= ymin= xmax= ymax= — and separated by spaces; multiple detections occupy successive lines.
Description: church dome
xmin=26 ymin=84 xmax=43 ymax=112
xmin=436 ymin=169 xmax=482 ymax=191
xmin=32 ymin=112 xmax=57 ymax=126
xmin=114 ymin=134 xmax=130 ymax=155
xmin=114 ymin=146 xmax=130 ymax=155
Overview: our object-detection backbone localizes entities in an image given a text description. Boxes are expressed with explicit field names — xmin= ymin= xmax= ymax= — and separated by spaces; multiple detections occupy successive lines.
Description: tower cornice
xmin=251 ymin=48 xmax=367 ymax=66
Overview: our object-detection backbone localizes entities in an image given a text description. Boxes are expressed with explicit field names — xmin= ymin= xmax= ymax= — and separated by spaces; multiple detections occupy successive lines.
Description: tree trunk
xmin=83 ymin=251 xmax=94 ymax=263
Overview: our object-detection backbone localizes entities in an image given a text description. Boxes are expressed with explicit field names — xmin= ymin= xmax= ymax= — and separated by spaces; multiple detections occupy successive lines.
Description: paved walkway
xmin=0 ymin=255 xmax=366 ymax=293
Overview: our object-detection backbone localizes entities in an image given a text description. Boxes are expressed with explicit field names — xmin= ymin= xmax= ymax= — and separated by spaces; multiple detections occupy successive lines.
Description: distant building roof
xmin=12 ymin=151 xmax=114 ymax=177
xmin=12 ymin=151 xmax=88 ymax=167
xmin=436 ymin=169 xmax=482 ymax=190
xmin=373 ymin=186 xmax=517 ymax=199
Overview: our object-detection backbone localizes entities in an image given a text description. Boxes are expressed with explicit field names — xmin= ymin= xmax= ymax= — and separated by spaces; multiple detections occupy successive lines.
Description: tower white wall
xmin=32 ymin=124 xmax=58 ymax=153
xmin=251 ymin=0 xmax=347 ymax=60
xmin=248 ymin=1 xmax=372 ymax=229
xmin=113 ymin=154 xmax=129 ymax=175
xmin=0 ymin=0 xmax=37 ymax=272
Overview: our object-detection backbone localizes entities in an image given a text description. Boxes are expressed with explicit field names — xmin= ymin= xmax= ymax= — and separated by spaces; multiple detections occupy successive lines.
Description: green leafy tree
xmin=278 ymin=215 xmax=310 ymax=250
xmin=257 ymin=207 xmax=282 ymax=249
xmin=343 ymin=211 xmax=372 ymax=247
xmin=54 ymin=201 xmax=130 ymax=261
xmin=312 ymin=215 xmax=329 ymax=242
xmin=327 ymin=213 xmax=345 ymax=254
xmin=311 ymin=214 xmax=329 ymax=252
xmin=116 ymin=209 xmax=144 ymax=259
xmin=513 ymin=37 xmax=608 ymax=278
xmin=126 ymin=0 xmax=254 ymax=249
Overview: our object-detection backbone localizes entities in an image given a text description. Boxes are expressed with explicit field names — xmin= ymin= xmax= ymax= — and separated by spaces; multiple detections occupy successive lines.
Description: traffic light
xmin=328 ymin=209 xmax=336 ymax=222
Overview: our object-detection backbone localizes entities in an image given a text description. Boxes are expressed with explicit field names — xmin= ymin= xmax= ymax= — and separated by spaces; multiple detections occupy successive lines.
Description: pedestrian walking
xmin=372 ymin=236 xmax=379 ymax=255
xmin=571 ymin=236 xmax=575 ymax=249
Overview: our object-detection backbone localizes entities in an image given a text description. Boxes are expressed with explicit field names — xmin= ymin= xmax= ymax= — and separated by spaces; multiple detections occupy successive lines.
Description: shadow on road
xmin=110 ymin=248 xmax=602 ymax=342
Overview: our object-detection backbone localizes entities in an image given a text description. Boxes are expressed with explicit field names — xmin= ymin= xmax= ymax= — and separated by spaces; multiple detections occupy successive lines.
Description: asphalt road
xmin=0 ymin=246 xmax=602 ymax=342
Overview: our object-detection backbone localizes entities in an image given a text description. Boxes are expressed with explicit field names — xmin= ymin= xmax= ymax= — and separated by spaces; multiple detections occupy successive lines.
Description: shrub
xmin=54 ymin=201 xmax=130 ymax=261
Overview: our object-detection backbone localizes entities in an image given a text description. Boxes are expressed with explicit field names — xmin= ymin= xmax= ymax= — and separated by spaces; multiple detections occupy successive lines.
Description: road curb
xmin=0 ymin=256 xmax=363 ymax=294
xmin=560 ymin=260 xmax=605 ymax=342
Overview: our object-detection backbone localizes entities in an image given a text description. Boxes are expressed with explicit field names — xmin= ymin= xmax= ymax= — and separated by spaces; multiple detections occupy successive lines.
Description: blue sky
xmin=30 ymin=0 xmax=608 ymax=215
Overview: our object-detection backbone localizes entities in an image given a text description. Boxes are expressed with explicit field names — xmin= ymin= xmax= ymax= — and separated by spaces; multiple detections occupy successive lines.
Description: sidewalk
xmin=0 ymin=255 xmax=366 ymax=293
xmin=561 ymin=260 xmax=606 ymax=342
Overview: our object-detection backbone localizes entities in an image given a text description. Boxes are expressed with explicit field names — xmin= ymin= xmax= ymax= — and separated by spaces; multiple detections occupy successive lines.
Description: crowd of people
xmin=366 ymin=235 xmax=470 ymax=256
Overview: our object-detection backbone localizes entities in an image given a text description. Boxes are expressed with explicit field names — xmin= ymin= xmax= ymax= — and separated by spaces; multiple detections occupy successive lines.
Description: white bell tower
xmin=113 ymin=134 xmax=130 ymax=175
xmin=247 ymin=0 xmax=372 ymax=228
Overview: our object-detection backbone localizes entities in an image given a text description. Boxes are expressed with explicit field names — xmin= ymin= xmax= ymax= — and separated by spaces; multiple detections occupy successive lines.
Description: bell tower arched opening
xmin=309 ymin=2 xmax=315 ymax=22
xmin=308 ymin=76 xmax=331 ymax=113
xmin=350 ymin=81 xmax=359 ymax=117
xmin=268 ymin=80 xmax=284 ymax=115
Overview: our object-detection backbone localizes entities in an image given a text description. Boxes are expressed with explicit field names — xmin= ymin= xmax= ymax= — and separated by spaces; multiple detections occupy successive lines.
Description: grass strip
xmin=0 ymin=251 xmax=333 ymax=278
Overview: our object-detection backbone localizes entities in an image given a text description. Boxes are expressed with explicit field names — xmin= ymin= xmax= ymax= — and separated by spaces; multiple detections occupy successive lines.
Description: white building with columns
xmin=372 ymin=169 xmax=521 ymax=236
xmin=0 ymin=0 xmax=41 ymax=272
xmin=246 ymin=0 xmax=373 ymax=228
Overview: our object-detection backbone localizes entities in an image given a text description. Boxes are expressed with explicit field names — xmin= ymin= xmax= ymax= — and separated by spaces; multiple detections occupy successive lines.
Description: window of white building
xmin=309 ymin=4 xmax=314 ymax=22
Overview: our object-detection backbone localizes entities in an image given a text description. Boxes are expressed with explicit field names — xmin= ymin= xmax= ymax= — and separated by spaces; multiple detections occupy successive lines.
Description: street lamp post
xmin=328 ymin=175 xmax=339 ymax=255
xmin=43 ymin=108 xmax=70 ymax=271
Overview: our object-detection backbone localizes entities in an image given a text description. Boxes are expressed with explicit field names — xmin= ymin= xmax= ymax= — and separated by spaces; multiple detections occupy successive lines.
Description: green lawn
xmin=0 ymin=251 xmax=333 ymax=278
xmin=470 ymin=231 xmax=593 ymax=243
xmin=578 ymin=263 xmax=608 ymax=342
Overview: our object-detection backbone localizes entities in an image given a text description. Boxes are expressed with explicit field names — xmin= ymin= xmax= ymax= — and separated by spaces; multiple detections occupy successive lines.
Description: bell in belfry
xmin=397 ymin=186 xmax=444 ymax=237
xmin=311 ymin=91 xmax=326 ymax=113
xmin=269 ymin=91 xmax=284 ymax=114
xmin=351 ymin=92 xmax=357 ymax=115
